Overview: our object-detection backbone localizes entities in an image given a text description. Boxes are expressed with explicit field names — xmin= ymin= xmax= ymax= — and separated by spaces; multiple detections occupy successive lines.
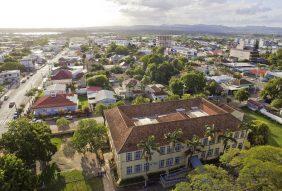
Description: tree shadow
xmin=81 ymin=155 xmax=99 ymax=178
xmin=39 ymin=163 xmax=66 ymax=191
xmin=81 ymin=155 xmax=105 ymax=191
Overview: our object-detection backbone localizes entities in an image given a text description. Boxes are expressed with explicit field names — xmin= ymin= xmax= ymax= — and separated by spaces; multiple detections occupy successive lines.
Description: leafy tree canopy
xmin=132 ymin=96 xmax=150 ymax=105
xmin=87 ymin=74 xmax=109 ymax=88
xmin=72 ymin=119 xmax=107 ymax=155
xmin=234 ymin=89 xmax=250 ymax=102
xmin=0 ymin=154 xmax=37 ymax=191
xmin=0 ymin=118 xmax=57 ymax=166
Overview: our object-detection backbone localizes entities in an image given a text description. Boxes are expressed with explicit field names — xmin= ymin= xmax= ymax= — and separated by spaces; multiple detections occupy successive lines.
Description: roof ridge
xmin=134 ymin=112 xmax=235 ymax=128
xmin=118 ymin=97 xmax=202 ymax=109
xmin=115 ymin=108 xmax=133 ymax=153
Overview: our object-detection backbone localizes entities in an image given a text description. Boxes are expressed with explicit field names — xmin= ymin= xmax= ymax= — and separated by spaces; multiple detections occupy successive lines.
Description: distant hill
xmin=1 ymin=24 xmax=282 ymax=35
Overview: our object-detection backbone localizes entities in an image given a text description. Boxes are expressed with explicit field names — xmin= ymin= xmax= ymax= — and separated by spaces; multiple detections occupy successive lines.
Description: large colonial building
xmin=104 ymin=98 xmax=245 ymax=182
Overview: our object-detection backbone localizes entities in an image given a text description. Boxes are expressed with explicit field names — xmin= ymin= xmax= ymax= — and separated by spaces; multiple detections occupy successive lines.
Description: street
xmin=0 ymin=49 xmax=69 ymax=135
xmin=0 ymin=64 xmax=50 ymax=134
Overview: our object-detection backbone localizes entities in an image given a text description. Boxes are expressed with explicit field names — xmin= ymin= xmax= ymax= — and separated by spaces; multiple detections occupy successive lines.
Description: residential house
xmin=119 ymin=61 xmax=130 ymax=71
xmin=109 ymin=54 xmax=124 ymax=63
xmin=233 ymin=79 xmax=254 ymax=89
xmin=86 ymin=86 xmax=102 ymax=105
xmin=49 ymin=69 xmax=73 ymax=85
xmin=145 ymin=84 xmax=167 ymax=101
xmin=44 ymin=84 xmax=67 ymax=96
xmin=104 ymin=98 xmax=245 ymax=182
xmin=247 ymin=99 xmax=264 ymax=111
xmin=89 ymin=90 xmax=116 ymax=107
xmin=20 ymin=56 xmax=36 ymax=71
xmin=32 ymin=93 xmax=78 ymax=116
xmin=0 ymin=70 xmax=20 ymax=85
xmin=114 ymin=78 xmax=143 ymax=98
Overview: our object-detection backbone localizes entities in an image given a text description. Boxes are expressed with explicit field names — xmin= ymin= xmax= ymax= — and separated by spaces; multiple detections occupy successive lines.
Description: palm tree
xmin=185 ymin=135 xmax=204 ymax=167
xmin=164 ymin=129 xmax=183 ymax=151
xmin=239 ymin=121 xmax=252 ymax=145
xmin=218 ymin=129 xmax=237 ymax=154
xmin=204 ymin=124 xmax=216 ymax=160
xmin=137 ymin=135 xmax=159 ymax=188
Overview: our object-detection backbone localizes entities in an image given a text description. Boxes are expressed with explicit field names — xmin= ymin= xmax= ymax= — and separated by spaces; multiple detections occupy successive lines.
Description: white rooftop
xmin=134 ymin=117 xmax=159 ymax=126
xmin=223 ymin=62 xmax=255 ymax=68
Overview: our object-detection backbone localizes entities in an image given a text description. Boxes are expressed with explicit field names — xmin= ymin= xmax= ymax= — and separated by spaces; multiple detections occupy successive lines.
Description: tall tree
xmin=181 ymin=71 xmax=206 ymax=94
xmin=220 ymin=146 xmax=282 ymax=191
xmin=234 ymin=89 xmax=249 ymax=103
xmin=87 ymin=74 xmax=109 ymax=88
xmin=0 ymin=118 xmax=56 ymax=167
xmin=185 ymin=135 xmax=203 ymax=167
xmin=137 ymin=135 xmax=159 ymax=188
xmin=218 ymin=129 xmax=237 ymax=154
xmin=174 ymin=165 xmax=238 ymax=191
xmin=94 ymin=103 xmax=108 ymax=125
xmin=0 ymin=154 xmax=37 ymax=191
xmin=260 ymin=78 xmax=282 ymax=101
xmin=132 ymin=96 xmax=150 ymax=105
xmin=164 ymin=129 xmax=183 ymax=149
xmin=169 ymin=77 xmax=184 ymax=96
xmin=72 ymin=119 xmax=107 ymax=161
xmin=247 ymin=120 xmax=269 ymax=146
xmin=204 ymin=124 xmax=216 ymax=160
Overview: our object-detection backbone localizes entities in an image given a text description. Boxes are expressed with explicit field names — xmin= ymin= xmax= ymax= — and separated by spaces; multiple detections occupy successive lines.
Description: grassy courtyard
xmin=242 ymin=107 xmax=282 ymax=147
xmin=45 ymin=170 xmax=104 ymax=191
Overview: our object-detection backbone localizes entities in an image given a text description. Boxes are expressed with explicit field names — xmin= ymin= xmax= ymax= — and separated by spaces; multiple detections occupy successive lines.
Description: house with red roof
xmin=50 ymin=69 xmax=73 ymax=85
xmin=32 ymin=93 xmax=78 ymax=116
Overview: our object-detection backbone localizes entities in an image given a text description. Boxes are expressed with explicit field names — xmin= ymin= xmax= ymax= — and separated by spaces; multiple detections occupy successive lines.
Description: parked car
xmin=21 ymin=79 xmax=26 ymax=83
xmin=65 ymin=115 xmax=73 ymax=120
xmin=13 ymin=112 xmax=19 ymax=119
xmin=9 ymin=102 xmax=15 ymax=108
xmin=4 ymin=95 xmax=9 ymax=101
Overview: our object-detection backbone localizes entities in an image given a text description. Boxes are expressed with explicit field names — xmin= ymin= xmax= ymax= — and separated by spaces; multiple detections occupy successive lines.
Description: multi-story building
xmin=230 ymin=40 xmax=258 ymax=62
xmin=104 ymin=98 xmax=245 ymax=182
xmin=20 ymin=56 xmax=36 ymax=71
xmin=0 ymin=70 xmax=20 ymax=85
xmin=156 ymin=35 xmax=172 ymax=48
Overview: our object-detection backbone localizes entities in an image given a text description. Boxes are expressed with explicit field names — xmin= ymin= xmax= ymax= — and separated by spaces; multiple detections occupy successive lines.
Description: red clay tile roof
xmin=104 ymin=98 xmax=241 ymax=154
xmin=32 ymin=94 xmax=77 ymax=109
xmin=51 ymin=69 xmax=72 ymax=80
xmin=87 ymin=86 xmax=102 ymax=92
xmin=157 ymin=112 xmax=187 ymax=123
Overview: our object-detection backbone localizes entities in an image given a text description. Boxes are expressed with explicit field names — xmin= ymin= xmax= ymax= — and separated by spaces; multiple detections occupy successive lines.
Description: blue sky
xmin=0 ymin=0 xmax=281 ymax=28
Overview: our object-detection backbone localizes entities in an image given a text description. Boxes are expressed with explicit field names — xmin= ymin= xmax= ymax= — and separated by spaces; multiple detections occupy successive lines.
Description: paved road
xmin=0 ymin=49 xmax=69 ymax=135
xmin=0 ymin=64 xmax=51 ymax=134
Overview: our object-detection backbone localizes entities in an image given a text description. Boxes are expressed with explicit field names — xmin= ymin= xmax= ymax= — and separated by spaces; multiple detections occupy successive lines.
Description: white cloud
xmin=109 ymin=0 xmax=282 ymax=27
xmin=0 ymin=0 xmax=280 ymax=27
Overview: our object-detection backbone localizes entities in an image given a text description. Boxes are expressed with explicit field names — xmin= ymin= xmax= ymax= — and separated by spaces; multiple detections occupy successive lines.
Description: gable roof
xmin=32 ymin=94 xmax=77 ymax=109
xmin=95 ymin=90 xmax=116 ymax=102
xmin=51 ymin=69 xmax=72 ymax=80
xmin=87 ymin=86 xmax=102 ymax=92
xmin=104 ymin=98 xmax=242 ymax=154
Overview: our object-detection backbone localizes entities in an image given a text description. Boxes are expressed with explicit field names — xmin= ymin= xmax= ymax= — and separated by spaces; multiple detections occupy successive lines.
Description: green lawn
xmin=242 ymin=107 xmax=282 ymax=147
xmin=78 ymin=95 xmax=89 ymax=110
xmin=51 ymin=138 xmax=63 ymax=150
xmin=45 ymin=170 xmax=104 ymax=191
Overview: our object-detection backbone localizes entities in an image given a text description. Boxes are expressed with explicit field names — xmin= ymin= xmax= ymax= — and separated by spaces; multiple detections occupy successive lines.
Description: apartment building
xmin=0 ymin=70 xmax=20 ymax=85
xmin=156 ymin=35 xmax=172 ymax=48
xmin=230 ymin=40 xmax=259 ymax=62
xmin=104 ymin=98 xmax=245 ymax=182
